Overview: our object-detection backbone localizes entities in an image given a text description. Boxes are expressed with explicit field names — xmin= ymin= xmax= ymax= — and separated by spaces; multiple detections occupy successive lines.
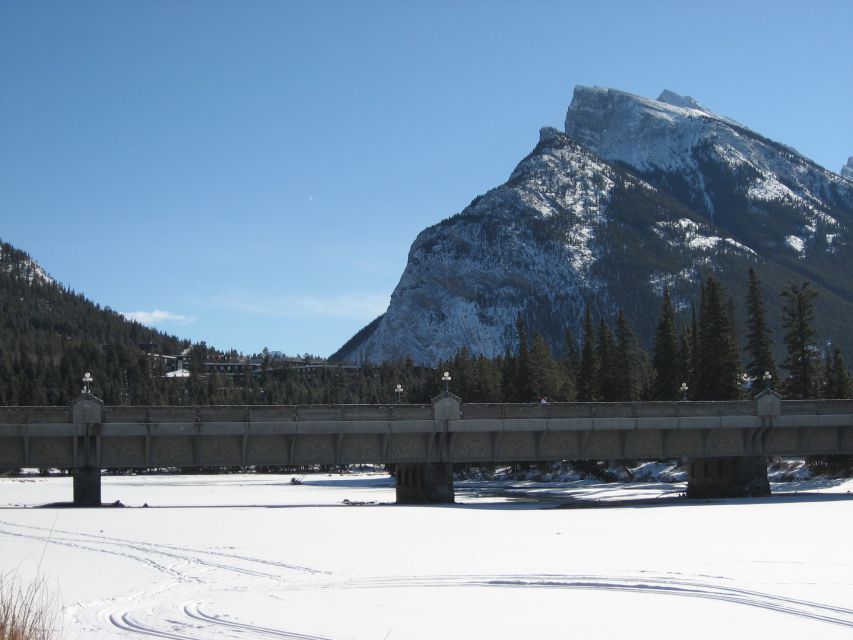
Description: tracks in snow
xmin=4 ymin=519 xmax=850 ymax=636
xmin=103 ymin=572 xmax=853 ymax=640
xmin=0 ymin=519 xmax=326 ymax=584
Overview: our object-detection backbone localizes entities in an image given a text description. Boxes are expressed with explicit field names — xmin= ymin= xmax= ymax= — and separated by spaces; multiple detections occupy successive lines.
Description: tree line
xmin=1 ymin=234 xmax=849 ymax=407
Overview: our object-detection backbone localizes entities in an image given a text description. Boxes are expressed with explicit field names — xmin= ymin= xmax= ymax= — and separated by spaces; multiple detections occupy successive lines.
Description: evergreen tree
xmin=595 ymin=318 xmax=617 ymax=401
xmin=561 ymin=328 xmax=579 ymax=401
xmin=501 ymin=346 xmax=516 ymax=403
xmin=781 ymin=282 xmax=819 ymax=399
xmin=744 ymin=268 xmax=777 ymax=382
xmin=823 ymin=347 xmax=850 ymax=399
xmin=695 ymin=278 xmax=740 ymax=400
xmin=613 ymin=309 xmax=638 ymax=401
xmin=528 ymin=333 xmax=561 ymax=401
xmin=652 ymin=289 xmax=680 ymax=400
xmin=576 ymin=308 xmax=597 ymax=401
xmin=513 ymin=314 xmax=532 ymax=401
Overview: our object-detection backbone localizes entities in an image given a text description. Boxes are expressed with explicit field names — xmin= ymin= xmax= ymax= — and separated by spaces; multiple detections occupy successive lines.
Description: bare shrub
xmin=0 ymin=573 xmax=59 ymax=640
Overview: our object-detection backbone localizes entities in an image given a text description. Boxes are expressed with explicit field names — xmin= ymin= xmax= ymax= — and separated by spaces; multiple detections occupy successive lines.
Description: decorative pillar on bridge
xmin=395 ymin=393 xmax=459 ymax=504
xmin=71 ymin=392 xmax=103 ymax=506
xmin=686 ymin=390 xmax=779 ymax=499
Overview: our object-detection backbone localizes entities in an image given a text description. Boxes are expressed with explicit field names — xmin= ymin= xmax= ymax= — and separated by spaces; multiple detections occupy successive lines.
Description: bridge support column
xmin=395 ymin=463 xmax=454 ymax=504
xmin=73 ymin=467 xmax=101 ymax=506
xmin=686 ymin=456 xmax=770 ymax=499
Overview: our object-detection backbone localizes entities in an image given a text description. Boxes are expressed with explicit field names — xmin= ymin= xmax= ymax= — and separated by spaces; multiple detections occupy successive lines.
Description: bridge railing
xmin=461 ymin=400 xmax=756 ymax=420
xmin=0 ymin=406 xmax=71 ymax=423
xmin=100 ymin=403 xmax=435 ymax=423
xmin=781 ymin=399 xmax=853 ymax=415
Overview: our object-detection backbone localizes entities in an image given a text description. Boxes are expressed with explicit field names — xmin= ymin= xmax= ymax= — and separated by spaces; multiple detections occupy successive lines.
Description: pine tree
xmin=613 ymin=309 xmax=638 ymax=401
xmin=652 ymin=290 xmax=680 ymax=400
xmin=513 ymin=314 xmax=532 ymax=401
xmin=595 ymin=318 xmax=617 ymax=401
xmin=528 ymin=334 xmax=560 ymax=401
xmin=744 ymin=268 xmax=777 ymax=382
xmin=695 ymin=278 xmax=741 ymax=400
xmin=561 ymin=328 xmax=579 ymax=401
xmin=576 ymin=308 xmax=597 ymax=402
xmin=781 ymin=282 xmax=819 ymax=399
xmin=823 ymin=347 xmax=850 ymax=399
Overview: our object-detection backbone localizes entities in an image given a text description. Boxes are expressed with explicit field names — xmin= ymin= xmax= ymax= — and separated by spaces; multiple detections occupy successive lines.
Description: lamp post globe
xmin=679 ymin=382 xmax=688 ymax=401
xmin=82 ymin=372 xmax=93 ymax=395
xmin=394 ymin=384 xmax=404 ymax=404
xmin=441 ymin=371 xmax=452 ymax=396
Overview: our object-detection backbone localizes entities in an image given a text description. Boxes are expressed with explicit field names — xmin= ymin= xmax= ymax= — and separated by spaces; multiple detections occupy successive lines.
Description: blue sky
xmin=2 ymin=1 xmax=852 ymax=356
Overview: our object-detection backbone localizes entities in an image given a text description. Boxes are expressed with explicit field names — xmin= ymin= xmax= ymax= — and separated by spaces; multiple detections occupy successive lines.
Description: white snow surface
xmin=2 ymin=473 xmax=853 ymax=639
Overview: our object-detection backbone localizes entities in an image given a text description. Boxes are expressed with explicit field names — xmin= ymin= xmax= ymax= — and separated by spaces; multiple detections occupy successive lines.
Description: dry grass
xmin=0 ymin=574 xmax=59 ymax=640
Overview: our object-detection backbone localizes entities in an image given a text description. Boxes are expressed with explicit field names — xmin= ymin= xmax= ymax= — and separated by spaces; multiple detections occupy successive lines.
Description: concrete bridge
xmin=1 ymin=391 xmax=852 ymax=505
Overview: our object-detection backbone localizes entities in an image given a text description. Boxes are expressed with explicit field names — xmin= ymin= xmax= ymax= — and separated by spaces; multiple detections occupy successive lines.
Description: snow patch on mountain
xmin=786 ymin=235 xmax=805 ymax=255
xmin=653 ymin=218 xmax=756 ymax=256
xmin=0 ymin=243 xmax=55 ymax=285
xmin=648 ymin=267 xmax=698 ymax=297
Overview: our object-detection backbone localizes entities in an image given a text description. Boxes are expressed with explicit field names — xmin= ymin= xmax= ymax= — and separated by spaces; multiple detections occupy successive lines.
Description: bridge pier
xmin=395 ymin=463 xmax=455 ymax=504
xmin=73 ymin=467 xmax=102 ymax=506
xmin=686 ymin=456 xmax=770 ymax=499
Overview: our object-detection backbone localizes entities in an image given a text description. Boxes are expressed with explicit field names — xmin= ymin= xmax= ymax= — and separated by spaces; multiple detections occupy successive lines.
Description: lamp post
xmin=442 ymin=371 xmax=451 ymax=396
xmin=82 ymin=372 xmax=93 ymax=395
xmin=394 ymin=384 xmax=404 ymax=404
xmin=679 ymin=382 xmax=688 ymax=401
xmin=763 ymin=371 xmax=772 ymax=391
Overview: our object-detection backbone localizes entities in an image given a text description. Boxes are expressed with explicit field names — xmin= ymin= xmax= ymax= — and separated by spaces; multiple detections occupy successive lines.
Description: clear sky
xmin=2 ymin=1 xmax=852 ymax=357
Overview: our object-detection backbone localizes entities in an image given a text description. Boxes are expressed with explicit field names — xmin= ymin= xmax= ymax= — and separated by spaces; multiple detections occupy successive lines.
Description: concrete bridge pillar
xmin=73 ymin=467 xmax=102 ymax=506
xmin=72 ymin=394 xmax=103 ymax=506
xmin=686 ymin=456 xmax=769 ymax=498
xmin=395 ymin=393 xmax=460 ymax=504
xmin=686 ymin=390 xmax=777 ymax=499
xmin=395 ymin=463 xmax=455 ymax=504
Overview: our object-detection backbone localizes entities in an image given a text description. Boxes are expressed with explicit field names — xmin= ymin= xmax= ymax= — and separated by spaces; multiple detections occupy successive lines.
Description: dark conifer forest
xmin=1 ymin=239 xmax=850 ymax=408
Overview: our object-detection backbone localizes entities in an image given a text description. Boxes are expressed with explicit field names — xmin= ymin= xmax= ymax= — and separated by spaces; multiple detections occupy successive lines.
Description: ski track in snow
xmin=4 ymin=512 xmax=852 ymax=637
xmin=97 ymin=571 xmax=853 ymax=640
xmin=318 ymin=573 xmax=853 ymax=628
xmin=0 ymin=519 xmax=326 ymax=580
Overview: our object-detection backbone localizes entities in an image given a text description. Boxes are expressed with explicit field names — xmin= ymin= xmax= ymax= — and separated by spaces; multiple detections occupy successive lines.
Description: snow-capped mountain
xmin=333 ymin=88 xmax=853 ymax=364
xmin=565 ymin=87 xmax=853 ymax=259
xmin=842 ymin=157 xmax=853 ymax=180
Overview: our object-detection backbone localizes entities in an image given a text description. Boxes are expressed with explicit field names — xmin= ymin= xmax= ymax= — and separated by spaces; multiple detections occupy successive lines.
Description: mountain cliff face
xmin=842 ymin=157 xmax=853 ymax=180
xmin=333 ymin=88 xmax=853 ymax=364
xmin=565 ymin=87 xmax=853 ymax=260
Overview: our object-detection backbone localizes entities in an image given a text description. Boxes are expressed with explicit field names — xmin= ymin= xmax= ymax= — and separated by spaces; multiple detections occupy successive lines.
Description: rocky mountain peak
xmin=842 ymin=157 xmax=853 ymax=179
xmin=657 ymin=89 xmax=708 ymax=112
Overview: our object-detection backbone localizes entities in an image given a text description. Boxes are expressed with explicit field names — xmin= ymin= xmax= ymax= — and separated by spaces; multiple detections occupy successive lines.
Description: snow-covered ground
xmin=2 ymin=472 xmax=852 ymax=639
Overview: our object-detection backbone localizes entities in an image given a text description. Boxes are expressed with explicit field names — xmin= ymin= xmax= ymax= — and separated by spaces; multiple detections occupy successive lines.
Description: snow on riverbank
xmin=1 ymin=473 xmax=852 ymax=639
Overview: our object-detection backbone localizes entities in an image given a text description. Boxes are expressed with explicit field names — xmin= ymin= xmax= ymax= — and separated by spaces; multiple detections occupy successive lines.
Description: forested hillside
xmin=0 ymin=240 xmax=192 ymax=404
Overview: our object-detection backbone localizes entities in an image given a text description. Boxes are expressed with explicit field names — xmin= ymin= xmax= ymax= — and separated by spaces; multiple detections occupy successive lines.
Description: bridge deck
xmin=0 ymin=394 xmax=851 ymax=469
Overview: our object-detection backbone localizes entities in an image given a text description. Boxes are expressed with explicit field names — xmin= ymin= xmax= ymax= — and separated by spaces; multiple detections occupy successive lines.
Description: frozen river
xmin=2 ymin=473 xmax=852 ymax=639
